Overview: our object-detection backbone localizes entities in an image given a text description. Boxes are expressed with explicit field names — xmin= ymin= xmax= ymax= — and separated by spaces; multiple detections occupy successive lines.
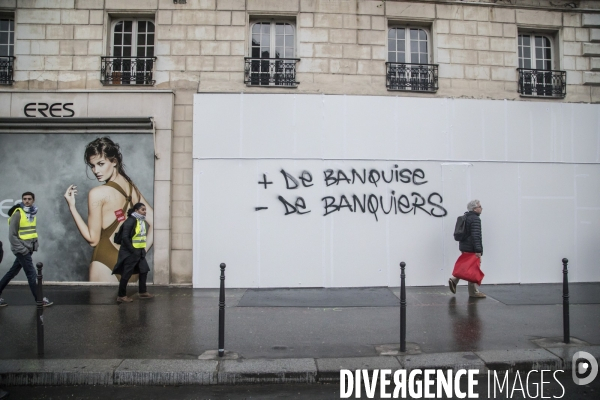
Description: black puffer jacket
xmin=459 ymin=211 xmax=483 ymax=255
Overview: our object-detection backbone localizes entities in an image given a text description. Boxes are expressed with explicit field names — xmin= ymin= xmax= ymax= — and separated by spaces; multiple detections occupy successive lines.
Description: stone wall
xmin=1 ymin=0 xmax=600 ymax=284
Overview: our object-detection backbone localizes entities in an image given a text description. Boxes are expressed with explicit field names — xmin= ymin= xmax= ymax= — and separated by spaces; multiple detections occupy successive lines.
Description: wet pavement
xmin=0 ymin=283 xmax=598 ymax=360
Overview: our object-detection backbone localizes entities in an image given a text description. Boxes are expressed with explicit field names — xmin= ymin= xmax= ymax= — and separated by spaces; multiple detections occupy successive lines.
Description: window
xmin=386 ymin=27 xmax=437 ymax=92
xmin=518 ymin=34 xmax=552 ymax=70
xmin=244 ymin=20 xmax=299 ymax=87
xmin=0 ymin=14 xmax=14 ymax=85
xmin=101 ymin=18 xmax=156 ymax=85
xmin=517 ymin=33 xmax=565 ymax=98
xmin=388 ymin=27 xmax=429 ymax=64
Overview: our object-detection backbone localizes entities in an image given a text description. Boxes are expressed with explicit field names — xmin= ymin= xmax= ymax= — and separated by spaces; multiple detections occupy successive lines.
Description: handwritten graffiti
xmin=256 ymin=167 xmax=447 ymax=221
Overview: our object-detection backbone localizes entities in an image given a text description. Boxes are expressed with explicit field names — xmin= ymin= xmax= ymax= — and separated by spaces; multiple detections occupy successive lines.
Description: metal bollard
xmin=36 ymin=262 xmax=44 ymax=357
xmin=218 ymin=263 xmax=226 ymax=357
xmin=562 ymin=258 xmax=570 ymax=344
xmin=400 ymin=261 xmax=406 ymax=353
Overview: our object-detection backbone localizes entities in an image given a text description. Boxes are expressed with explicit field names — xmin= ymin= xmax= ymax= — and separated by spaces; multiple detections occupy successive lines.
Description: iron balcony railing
xmin=244 ymin=57 xmax=300 ymax=87
xmin=386 ymin=62 xmax=438 ymax=92
xmin=517 ymin=68 xmax=566 ymax=98
xmin=0 ymin=56 xmax=15 ymax=85
xmin=101 ymin=57 xmax=157 ymax=86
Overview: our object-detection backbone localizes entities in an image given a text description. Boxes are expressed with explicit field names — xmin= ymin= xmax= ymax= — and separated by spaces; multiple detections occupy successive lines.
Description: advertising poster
xmin=0 ymin=133 xmax=154 ymax=283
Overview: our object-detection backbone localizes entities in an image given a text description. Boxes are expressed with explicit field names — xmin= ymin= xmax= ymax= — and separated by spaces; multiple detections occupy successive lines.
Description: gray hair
xmin=467 ymin=199 xmax=480 ymax=212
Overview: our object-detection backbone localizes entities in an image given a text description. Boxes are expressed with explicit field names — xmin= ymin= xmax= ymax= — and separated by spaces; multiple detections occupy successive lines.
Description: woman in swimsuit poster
xmin=63 ymin=137 xmax=154 ymax=282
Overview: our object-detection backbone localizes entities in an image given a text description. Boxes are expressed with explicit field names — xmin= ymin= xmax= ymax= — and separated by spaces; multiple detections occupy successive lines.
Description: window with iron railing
xmin=0 ymin=16 xmax=14 ymax=85
xmin=101 ymin=19 xmax=156 ymax=85
xmin=386 ymin=27 xmax=437 ymax=92
xmin=517 ymin=33 xmax=565 ymax=98
xmin=245 ymin=21 xmax=299 ymax=87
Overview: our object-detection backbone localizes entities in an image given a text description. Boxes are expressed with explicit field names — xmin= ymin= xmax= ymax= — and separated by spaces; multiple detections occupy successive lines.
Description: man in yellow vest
xmin=0 ymin=192 xmax=53 ymax=307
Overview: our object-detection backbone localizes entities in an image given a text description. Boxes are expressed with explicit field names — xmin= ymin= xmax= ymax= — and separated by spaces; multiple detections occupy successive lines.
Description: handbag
xmin=452 ymin=252 xmax=484 ymax=286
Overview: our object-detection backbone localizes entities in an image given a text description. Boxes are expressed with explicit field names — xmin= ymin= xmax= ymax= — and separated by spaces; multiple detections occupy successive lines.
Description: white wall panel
xmin=193 ymin=94 xmax=600 ymax=288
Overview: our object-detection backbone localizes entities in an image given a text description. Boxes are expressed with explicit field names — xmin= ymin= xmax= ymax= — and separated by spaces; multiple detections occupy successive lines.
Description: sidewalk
xmin=0 ymin=283 xmax=599 ymax=385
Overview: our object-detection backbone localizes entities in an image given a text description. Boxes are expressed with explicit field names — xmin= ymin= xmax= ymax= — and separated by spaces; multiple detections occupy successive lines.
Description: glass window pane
xmin=252 ymin=47 xmax=260 ymax=58
xmin=420 ymin=54 xmax=428 ymax=64
xmin=524 ymin=46 xmax=530 ymax=59
xmin=285 ymin=48 xmax=293 ymax=58
xmin=536 ymin=46 xmax=542 ymax=60
xmin=124 ymin=21 xmax=132 ymax=32
xmin=262 ymin=24 xmax=270 ymax=34
xmin=114 ymin=34 xmax=122 ymax=45
xmin=410 ymin=29 xmax=417 ymax=40
xmin=123 ymin=46 xmax=131 ymax=57
xmin=261 ymin=49 xmax=270 ymax=58
xmin=252 ymin=34 xmax=260 ymax=46
xmin=535 ymin=36 xmax=542 ymax=48
xmin=114 ymin=47 xmax=122 ymax=57
xmin=523 ymin=35 xmax=530 ymax=46
xmin=285 ymin=24 xmax=293 ymax=34
xmin=397 ymin=29 xmax=405 ymax=40
xmin=0 ymin=45 xmax=6 ymax=57
xmin=536 ymin=59 xmax=543 ymax=69
xmin=398 ymin=52 xmax=405 ymax=63
xmin=115 ymin=21 xmax=123 ymax=33
xmin=276 ymin=35 xmax=283 ymax=47
xmin=524 ymin=59 xmax=531 ymax=69
xmin=411 ymin=52 xmax=418 ymax=62
xmin=388 ymin=39 xmax=396 ymax=51
xmin=543 ymin=36 xmax=551 ymax=47
xmin=545 ymin=47 xmax=551 ymax=60
xmin=419 ymin=29 xmax=426 ymax=40
xmin=420 ymin=41 xmax=427 ymax=53
xmin=9 ymin=19 xmax=14 ymax=31
xmin=147 ymin=33 xmax=154 ymax=46
xmin=388 ymin=51 xmax=395 ymax=62
xmin=262 ymin=34 xmax=269 ymax=45
xmin=252 ymin=24 xmax=260 ymax=34
xmin=388 ymin=29 xmax=395 ymax=39
xmin=148 ymin=22 xmax=155 ymax=33
xmin=410 ymin=40 xmax=418 ymax=53
xmin=276 ymin=24 xmax=284 ymax=34
xmin=0 ymin=32 xmax=7 ymax=44
xmin=138 ymin=21 xmax=147 ymax=33
xmin=0 ymin=20 xmax=7 ymax=31
xmin=146 ymin=47 xmax=154 ymax=57
xmin=124 ymin=33 xmax=132 ymax=46
xmin=285 ymin=36 xmax=293 ymax=48
xmin=138 ymin=34 xmax=145 ymax=46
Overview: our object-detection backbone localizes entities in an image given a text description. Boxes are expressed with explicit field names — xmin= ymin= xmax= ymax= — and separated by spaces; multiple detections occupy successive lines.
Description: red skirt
xmin=452 ymin=253 xmax=485 ymax=286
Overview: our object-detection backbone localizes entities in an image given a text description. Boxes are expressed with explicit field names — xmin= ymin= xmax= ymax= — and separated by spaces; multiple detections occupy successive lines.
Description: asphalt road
xmin=3 ymin=371 xmax=599 ymax=399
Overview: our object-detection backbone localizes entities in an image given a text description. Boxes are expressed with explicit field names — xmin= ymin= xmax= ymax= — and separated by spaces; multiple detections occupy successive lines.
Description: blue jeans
xmin=0 ymin=252 xmax=38 ymax=300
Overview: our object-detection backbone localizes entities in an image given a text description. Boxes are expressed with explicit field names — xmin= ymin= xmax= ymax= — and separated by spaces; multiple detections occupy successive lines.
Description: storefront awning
xmin=0 ymin=117 xmax=154 ymax=134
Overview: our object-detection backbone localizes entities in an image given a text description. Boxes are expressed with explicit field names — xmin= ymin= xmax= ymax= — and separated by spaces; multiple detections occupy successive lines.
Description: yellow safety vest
xmin=131 ymin=219 xmax=147 ymax=249
xmin=8 ymin=208 xmax=38 ymax=240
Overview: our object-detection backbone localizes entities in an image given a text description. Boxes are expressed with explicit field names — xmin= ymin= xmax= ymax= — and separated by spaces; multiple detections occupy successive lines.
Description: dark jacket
xmin=112 ymin=216 xmax=150 ymax=276
xmin=459 ymin=211 xmax=483 ymax=255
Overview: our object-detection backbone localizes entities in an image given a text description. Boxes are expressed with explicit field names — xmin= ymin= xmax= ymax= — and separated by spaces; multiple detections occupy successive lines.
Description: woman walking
xmin=113 ymin=203 xmax=154 ymax=303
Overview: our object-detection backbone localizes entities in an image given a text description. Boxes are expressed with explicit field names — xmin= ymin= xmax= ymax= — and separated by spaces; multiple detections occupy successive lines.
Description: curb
xmin=1 ymin=346 xmax=598 ymax=386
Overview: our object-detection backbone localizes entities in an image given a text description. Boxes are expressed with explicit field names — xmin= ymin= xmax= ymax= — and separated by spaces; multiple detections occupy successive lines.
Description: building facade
xmin=1 ymin=0 xmax=599 ymax=288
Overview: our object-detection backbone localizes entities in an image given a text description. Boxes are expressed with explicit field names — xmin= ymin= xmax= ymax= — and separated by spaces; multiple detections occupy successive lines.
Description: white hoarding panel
xmin=193 ymin=94 xmax=600 ymax=288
